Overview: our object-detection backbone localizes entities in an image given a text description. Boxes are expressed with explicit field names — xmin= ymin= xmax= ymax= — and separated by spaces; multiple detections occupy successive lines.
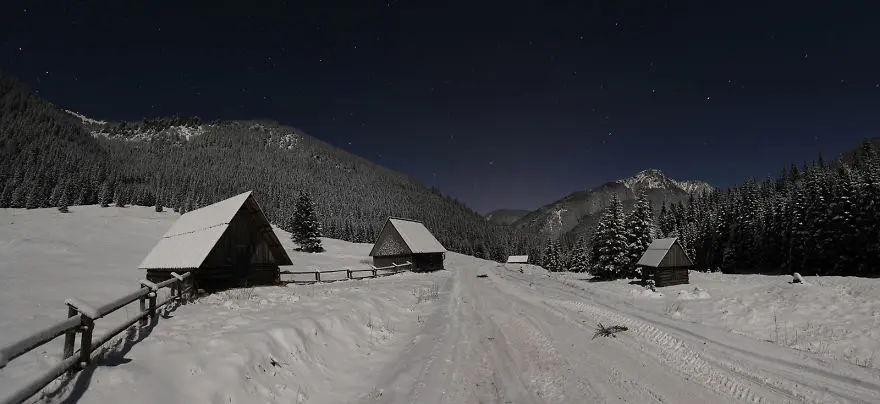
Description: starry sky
xmin=2 ymin=1 xmax=879 ymax=214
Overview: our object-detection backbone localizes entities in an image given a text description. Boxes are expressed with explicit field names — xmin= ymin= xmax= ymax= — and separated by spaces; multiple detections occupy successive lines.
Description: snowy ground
xmin=2 ymin=206 xmax=880 ymax=403
xmin=549 ymin=270 xmax=880 ymax=370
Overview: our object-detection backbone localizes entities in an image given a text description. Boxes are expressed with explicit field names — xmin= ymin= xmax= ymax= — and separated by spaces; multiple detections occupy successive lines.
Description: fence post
xmin=139 ymin=280 xmax=159 ymax=320
xmin=170 ymin=272 xmax=186 ymax=301
xmin=372 ymin=266 xmax=377 ymax=277
xmin=78 ymin=317 xmax=94 ymax=368
xmin=316 ymin=272 xmax=321 ymax=282
xmin=62 ymin=305 xmax=77 ymax=362
xmin=138 ymin=292 xmax=148 ymax=326
xmin=346 ymin=269 xmax=351 ymax=279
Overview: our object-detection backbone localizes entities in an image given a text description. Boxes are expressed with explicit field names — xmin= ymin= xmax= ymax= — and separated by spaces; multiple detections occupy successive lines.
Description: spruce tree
xmin=290 ymin=191 xmax=323 ymax=253
xmin=57 ymin=182 xmax=70 ymax=213
xmin=567 ymin=237 xmax=591 ymax=273
xmin=624 ymin=190 xmax=654 ymax=277
xmin=591 ymin=195 xmax=629 ymax=279
xmin=98 ymin=180 xmax=111 ymax=207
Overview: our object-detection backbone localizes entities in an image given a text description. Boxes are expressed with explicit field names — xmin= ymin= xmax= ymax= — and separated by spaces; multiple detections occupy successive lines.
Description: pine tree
xmin=290 ymin=191 xmax=323 ymax=253
xmin=98 ymin=180 xmax=111 ymax=207
xmin=57 ymin=182 xmax=70 ymax=213
xmin=567 ymin=237 xmax=591 ymax=273
xmin=623 ymin=190 xmax=654 ymax=277
xmin=113 ymin=186 xmax=126 ymax=208
xmin=591 ymin=195 xmax=629 ymax=279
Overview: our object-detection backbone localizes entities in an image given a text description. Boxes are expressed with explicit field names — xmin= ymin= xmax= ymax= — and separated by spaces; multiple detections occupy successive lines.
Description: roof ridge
xmin=163 ymin=222 xmax=230 ymax=238
xmin=388 ymin=216 xmax=423 ymax=223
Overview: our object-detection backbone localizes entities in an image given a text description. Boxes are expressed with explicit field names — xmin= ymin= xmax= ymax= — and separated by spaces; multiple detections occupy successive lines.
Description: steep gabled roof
xmin=369 ymin=217 xmax=446 ymax=256
xmin=506 ymin=255 xmax=529 ymax=263
xmin=636 ymin=237 xmax=693 ymax=267
xmin=138 ymin=191 xmax=292 ymax=270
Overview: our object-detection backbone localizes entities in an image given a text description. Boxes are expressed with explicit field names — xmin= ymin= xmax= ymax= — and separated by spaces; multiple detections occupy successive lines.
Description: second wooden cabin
xmin=637 ymin=237 xmax=692 ymax=287
xmin=369 ymin=217 xmax=446 ymax=271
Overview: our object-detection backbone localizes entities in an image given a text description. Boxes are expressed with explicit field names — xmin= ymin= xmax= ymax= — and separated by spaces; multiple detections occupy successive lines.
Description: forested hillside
xmin=562 ymin=139 xmax=880 ymax=277
xmin=0 ymin=72 xmax=542 ymax=261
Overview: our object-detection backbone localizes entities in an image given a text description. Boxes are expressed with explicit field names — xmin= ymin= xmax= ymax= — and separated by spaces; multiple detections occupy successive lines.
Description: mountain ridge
xmin=510 ymin=169 xmax=713 ymax=239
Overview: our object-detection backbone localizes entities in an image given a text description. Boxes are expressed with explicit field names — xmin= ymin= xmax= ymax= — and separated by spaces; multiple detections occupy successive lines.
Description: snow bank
xmin=0 ymin=206 xmax=432 ymax=402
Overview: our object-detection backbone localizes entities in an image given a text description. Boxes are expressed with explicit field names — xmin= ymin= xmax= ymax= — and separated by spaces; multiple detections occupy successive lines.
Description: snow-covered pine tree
xmin=114 ymin=186 xmax=126 ymax=208
xmin=567 ymin=237 xmax=591 ymax=273
xmin=657 ymin=201 xmax=675 ymax=238
xmin=546 ymin=239 xmax=563 ymax=271
xmin=592 ymin=195 xmax=629 ymax=279
xmin=624 ymin=190 xmax=654 ymax=278
xmin=57 ymin=181 xmax=70 ymax=213
xmin=290 ymin=191 xmax=324 ymax=253
xmin=98 ymin=180 xmax=111 ymax=207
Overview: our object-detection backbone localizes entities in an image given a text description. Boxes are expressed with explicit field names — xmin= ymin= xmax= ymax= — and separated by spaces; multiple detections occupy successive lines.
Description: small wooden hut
xmin=637 ymin=237 xmax=692 ymax=287
xmin=369 ymin=217 xmax=446 ymax=271
xmin=506 ymin=255 xmax=529 ymax=264
xmin=138 ymin=191 xmax=292 ymax=290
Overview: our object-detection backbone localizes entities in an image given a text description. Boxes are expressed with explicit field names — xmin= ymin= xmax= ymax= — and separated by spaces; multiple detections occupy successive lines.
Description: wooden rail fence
xmin=0 ymin=272 xmax=195 ymax=404
xmin=280 ymin=261 xmax=412 ymax=283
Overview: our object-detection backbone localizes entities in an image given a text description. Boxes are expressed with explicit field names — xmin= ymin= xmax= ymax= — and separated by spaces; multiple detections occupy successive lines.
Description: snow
xmin=90 ymin=125 xmax=206 ymax=142
xmin=542 ymin=207 xmax=568 ymax=233
xmin=3 ymin=206 xmax=880 ymax=403
xmin=384 ymin=218 xmax=446 ymax=254
xmin=63 ymin=110 xmax=107 ymax=125
xmin=618 ymin=168 xmax=714 ymax=194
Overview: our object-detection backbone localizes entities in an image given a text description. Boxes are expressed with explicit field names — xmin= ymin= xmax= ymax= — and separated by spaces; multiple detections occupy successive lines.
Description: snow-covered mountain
xmin=64 ymin=109 xmax=107 ymax=125
xmin=511 ymin=169 xmax=713 ymax=238
xmin=617 ymin=169 xmax=714 ymax=195
xmin=485 ymin=209 xmax=530 ymax=225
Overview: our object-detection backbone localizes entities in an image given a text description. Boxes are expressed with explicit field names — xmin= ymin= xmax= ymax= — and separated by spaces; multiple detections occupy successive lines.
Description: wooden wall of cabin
xmin=659 ymin=243 xmax=692 ymax=267
xmin=372 ymin=225 xmax=410 ymax=257
xmin=198 ymin=208 xmax=280 ymax=288
xmin=412 ymin=253 xmax=444 ymax=271
xmin=373 ymin=255 xmax=412 ymax=269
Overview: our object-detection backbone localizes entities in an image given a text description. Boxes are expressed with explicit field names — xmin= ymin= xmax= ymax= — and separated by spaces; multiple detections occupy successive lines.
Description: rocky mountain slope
xmin=511 ymin=169 xmax=713 ymax=238
xmin=485 ymin=209 xmax=530 ymax=225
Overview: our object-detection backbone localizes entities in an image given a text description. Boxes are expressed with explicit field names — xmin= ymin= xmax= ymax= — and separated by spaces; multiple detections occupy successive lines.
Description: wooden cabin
xmin=138 ymin=191 xmax=292 ymax=291
xmin=369 ymin=217 xmax=446 ymax=271
xmin=506 ymin=255 xmax=529 ymax=264
xmin=637 ymin=237 xmax=692 ymax=287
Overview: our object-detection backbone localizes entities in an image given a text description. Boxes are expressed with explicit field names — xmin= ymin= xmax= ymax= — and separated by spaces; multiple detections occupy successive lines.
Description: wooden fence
xmin=0 ymin=272 xmax=195 ymax=404
xmin=280 ymin=261 xmax=412 ymax=283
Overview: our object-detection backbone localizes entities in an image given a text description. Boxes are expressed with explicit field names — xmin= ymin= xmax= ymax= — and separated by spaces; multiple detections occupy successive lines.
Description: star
xmin=803 ymin=52 xmax=809 ymax=59
xmin=705 ymin=96 xmax=711 ymax=101
xmin=489 ymin=160 xmax=495 ymax=165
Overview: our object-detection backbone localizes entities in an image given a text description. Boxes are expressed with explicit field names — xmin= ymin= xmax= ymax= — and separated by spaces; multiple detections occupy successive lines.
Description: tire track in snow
xmin=498 ymin=268 xmax=877 ymax=404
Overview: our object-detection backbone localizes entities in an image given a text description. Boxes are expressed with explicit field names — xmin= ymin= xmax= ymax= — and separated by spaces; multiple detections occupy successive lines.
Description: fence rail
xmin=0 ymin=271 xmax=194 ymax=404
xmin=280 ymin=262 xmax=411 ymax=283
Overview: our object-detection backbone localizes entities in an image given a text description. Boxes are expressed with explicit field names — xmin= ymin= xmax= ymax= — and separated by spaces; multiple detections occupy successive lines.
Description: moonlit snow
xmin=2 ymin=206 xmax=880 ymax=403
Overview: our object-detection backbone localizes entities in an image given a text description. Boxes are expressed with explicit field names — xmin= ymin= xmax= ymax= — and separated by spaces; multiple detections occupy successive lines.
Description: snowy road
xmin=357 ymin=255 xmax=880 ymax=404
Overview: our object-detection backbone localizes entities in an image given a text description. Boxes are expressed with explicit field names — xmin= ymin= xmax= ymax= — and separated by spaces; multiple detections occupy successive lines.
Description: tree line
xmin=540 ymin=139 xmax=880 ymax=278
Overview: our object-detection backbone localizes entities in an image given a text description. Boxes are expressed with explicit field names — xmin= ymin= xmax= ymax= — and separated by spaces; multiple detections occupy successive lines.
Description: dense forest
xmin=550 ymin=139 xmax=880 ymax=277
xmin=0 ymin=73 xmax=543 ymax=261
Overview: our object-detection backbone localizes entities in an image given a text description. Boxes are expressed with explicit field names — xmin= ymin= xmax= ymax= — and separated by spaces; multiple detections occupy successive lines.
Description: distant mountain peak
xmin=617 ymin=168 xmax=713 ymax=194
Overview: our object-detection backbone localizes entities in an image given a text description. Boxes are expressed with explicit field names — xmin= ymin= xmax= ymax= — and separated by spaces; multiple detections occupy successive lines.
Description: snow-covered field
xmin=549 ymin=270 xmax=880 ymax=369
xmin=3 ymin=206 xmax=880 ymax=403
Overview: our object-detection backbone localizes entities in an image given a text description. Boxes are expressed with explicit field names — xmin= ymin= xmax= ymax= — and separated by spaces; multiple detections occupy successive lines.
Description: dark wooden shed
xmin=138 ymin=191 xmax=292 ymax=291
xmin=369 ymin=217 xmax=446 ymax=271
xmin=637 ymin=237 xmax=692 ymax=287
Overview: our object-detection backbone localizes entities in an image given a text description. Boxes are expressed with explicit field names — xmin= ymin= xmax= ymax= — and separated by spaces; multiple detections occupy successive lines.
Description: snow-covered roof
xmin=506 ymin=255 xmax=529 ymax=263
xmin=636 ymin=237 xmax=693 ymax=267
xmin=371 ymin=217 xmax=446 ymax=255
xmin=139 ymin=191 xmax=292 ymax=269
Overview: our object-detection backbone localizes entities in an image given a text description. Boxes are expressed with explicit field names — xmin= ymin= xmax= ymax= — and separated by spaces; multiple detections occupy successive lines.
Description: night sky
xmin=2 ymin=1 xmax=879 ymax=214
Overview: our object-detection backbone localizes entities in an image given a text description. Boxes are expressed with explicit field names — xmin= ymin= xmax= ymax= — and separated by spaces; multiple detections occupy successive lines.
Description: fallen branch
xmin=592 ymin=322 xmax=629 ymax=340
